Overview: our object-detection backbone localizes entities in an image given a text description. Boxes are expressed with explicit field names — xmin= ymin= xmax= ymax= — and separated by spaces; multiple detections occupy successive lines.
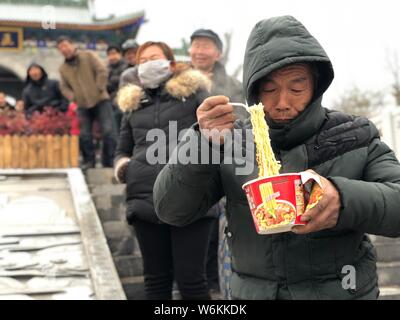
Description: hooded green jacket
xmin=153 ymin=16 xmax=400 ymax=300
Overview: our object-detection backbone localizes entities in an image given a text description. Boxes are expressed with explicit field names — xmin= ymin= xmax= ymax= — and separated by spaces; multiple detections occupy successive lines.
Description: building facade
xmin=0 ymin=0 xmax=145 ymax=99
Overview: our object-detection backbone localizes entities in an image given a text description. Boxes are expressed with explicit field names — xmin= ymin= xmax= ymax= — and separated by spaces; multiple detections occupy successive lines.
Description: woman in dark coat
xmin=114 ymin=41 xmax=216 ymax=300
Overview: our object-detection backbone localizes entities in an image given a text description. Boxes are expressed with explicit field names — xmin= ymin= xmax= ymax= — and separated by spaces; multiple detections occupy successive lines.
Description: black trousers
xmin=206 ymin=217 xmax=220 ymax=290
xmin=77 ymin=100 xmax=117 ymax=167
xmin=133 ymin=218 xmax=214 ymax=300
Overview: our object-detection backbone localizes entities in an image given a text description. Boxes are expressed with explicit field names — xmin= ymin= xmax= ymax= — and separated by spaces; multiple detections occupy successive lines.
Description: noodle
xmin=249 ymin=103 xmax=282 ymax=216
xmin=248 ymin=104 xmax=281 ymax=178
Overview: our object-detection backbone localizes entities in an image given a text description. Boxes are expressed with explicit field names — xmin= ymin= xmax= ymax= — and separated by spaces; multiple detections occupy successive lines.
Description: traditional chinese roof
xmin=0 ymin=0 xmax=89 ymax=7
xmin=0 ymin=0 xmax=145 ymax=31
xmin=0 ymin=0 xmax=145 ymax=42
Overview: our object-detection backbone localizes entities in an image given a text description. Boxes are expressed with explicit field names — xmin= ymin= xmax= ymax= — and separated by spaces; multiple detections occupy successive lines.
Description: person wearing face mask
xmin=114 ymin=41 xmax=216 ymax=300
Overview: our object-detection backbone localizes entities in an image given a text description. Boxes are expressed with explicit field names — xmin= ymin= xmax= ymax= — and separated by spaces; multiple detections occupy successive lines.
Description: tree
xmin=332 ymin=86 xmax=384 ymax=117
xmin=386 ymin=49 xmax=400 ymax=106
xmin=220 ymin=32 xmax=232 ymax=66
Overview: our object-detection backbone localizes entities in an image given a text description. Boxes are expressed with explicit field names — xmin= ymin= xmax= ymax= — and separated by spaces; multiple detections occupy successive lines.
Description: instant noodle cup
xmin=242 ymin=172 xmax=324 ymax=235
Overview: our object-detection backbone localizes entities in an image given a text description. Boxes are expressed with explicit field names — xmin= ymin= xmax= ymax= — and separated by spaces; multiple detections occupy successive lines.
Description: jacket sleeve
xmin=89 ymin=52 xmax=108 ymax=92
xmin=59 ymin=73 xmax=75 ymax=102
xmin=153 ymin=125 xmax=225 ymax=227
xmin=329 ymin=121 xmax=400 ymax=237
xmin=114 ymin=113 xmax=134 ymax=162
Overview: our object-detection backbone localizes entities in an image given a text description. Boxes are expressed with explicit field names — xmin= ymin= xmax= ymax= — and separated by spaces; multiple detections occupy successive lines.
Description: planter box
xmin=0 ymin=135 xmax=79 ymax=169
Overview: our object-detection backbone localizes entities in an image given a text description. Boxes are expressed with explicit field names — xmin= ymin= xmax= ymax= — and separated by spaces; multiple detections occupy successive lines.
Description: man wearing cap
xmin=154 ymin=16 xmax=400 ymax=300
xmin=190 ymin=29 xmax=243 ymax=103
xmin=119 ymin=39 xmax=140 ymax=88
xmin=121 ymin=39 xmax=139 ymax=69
xmin=190 ymin=29 xmax=243 ymax=299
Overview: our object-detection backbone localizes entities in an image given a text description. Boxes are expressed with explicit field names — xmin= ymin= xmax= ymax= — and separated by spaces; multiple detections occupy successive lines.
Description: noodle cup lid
xmin=242 ymin=173 xmax=301 ymax=190
xmin=299 ymin=171 xmax=324 ymax=211
xmin=299 ymin=171 xmax=322 ymax=187
xmin=242 ymin=172 xmax=322 ymax=190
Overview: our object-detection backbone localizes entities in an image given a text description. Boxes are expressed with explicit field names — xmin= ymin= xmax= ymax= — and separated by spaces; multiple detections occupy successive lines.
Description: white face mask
xmin=138 ymin=59 xmax=173 ymax=89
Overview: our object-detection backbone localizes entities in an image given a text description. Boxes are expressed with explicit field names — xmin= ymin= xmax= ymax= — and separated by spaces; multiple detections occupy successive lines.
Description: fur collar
xmin=117 ymin=64 xmax=211 ymax=112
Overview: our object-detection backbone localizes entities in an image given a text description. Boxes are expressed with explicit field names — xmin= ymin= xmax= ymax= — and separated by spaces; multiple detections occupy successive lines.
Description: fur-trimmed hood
xmin=117 ymin=63 xmax=211 ymax=112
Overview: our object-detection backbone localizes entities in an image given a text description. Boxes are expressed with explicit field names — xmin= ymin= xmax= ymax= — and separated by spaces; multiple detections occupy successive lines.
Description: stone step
xmin=114 ymin=255 xmax=144 ymax=278
xmin=121 ymin=276 xmax=146 ymax=300
xmin=90 ymin=184 xmax=126 ymax=197
xmin=379 ymin=286 xmax=400 ymax=300
xmin=370 ymin=235 xmax=400 ymax=245
xmin=377 ymin=261 xmax=400 ymax=286
xmin=103 ymin=221 xmax=134 ymax=239
xmin=102 ymin=221 xmax=138 ymax=256
xmin=95 ymin=205 xmax=126 ymax=223
xmin=86 ymin=168 xmax=116 ymax=185
xmin=90 ymin=185 xmax=126 ymax=222
xmin=107 ymin=237 xmax=136 ymax=256
xmin=374 ymin=241 xmax=400 ymax=262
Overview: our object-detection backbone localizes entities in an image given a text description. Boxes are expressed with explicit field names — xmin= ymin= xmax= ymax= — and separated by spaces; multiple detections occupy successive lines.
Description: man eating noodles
xmin=153 ymin=16 xmax=400 ymax=300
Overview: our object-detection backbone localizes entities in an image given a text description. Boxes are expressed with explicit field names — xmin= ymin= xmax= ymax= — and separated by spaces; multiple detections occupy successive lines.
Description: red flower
xmin=0 ymin=107 xmax=76 ymax=136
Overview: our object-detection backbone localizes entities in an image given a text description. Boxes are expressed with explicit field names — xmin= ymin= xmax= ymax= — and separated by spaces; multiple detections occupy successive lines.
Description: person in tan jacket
xmin=57 ymin=36 xmax=117 ymax=169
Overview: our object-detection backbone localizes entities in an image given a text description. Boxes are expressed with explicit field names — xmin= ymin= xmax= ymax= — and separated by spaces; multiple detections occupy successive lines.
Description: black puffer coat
xmin=115 ymin=64 xmax=217 ymax=224
xmin=22 ymin=64 xmax=68 ymax=116
xmin=154 ymin=16 xmax=400 ymax=300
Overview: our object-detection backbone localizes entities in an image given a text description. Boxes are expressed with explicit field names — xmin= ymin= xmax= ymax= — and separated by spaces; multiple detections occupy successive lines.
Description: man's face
xmin=28 ymin=66 xmax=43 ymax=82
xmin=259 ymin=64 xmax=314 ymax=124
xmin=107 ymin=49 xmax=122 ymax=65
xmin=189 ymin=37 xmax=221 ymax=72
xmin=124 ymin=48 xmax=137 ymax=65
xmin=57 ymin=40 xmax=76 ymax=59
xmin=0 ymin=93 xmax=6 ymax=107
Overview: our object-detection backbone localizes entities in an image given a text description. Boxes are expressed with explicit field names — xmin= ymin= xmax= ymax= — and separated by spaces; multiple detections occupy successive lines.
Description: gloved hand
xmin=114 ymin=157 xmax=130 ymax=184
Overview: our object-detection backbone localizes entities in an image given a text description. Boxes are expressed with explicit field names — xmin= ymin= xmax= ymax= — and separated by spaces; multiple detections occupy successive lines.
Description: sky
xmin=95 ymin=0 xmax=400 ymax=107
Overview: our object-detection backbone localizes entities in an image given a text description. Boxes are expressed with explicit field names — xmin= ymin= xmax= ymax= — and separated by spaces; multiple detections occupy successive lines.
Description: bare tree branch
xmin=220 ymin=31 xmax=232 ymax=66
xmin=385 ymin=49 xmax=400 ymax=106
xmin=332 ymin=86 xmax=384 ymax=117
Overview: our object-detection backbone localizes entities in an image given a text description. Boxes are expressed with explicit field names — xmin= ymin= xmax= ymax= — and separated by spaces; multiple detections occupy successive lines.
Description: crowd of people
xmin=2 ymin=15 xmax=400 ymax=301
xmin=1 ymin=27 xmax=241 ymax=300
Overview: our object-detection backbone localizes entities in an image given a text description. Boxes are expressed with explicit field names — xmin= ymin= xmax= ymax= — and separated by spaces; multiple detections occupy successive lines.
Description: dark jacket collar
xmin=65 ymin=50 xmax=80 ymax=65
xmin=268 ymin=97 xmax=327 ymax=151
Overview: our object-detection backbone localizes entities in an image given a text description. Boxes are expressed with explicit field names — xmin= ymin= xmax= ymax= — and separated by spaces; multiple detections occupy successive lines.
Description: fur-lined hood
xmin=117 ymin=63 xmax=211 ymax=112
